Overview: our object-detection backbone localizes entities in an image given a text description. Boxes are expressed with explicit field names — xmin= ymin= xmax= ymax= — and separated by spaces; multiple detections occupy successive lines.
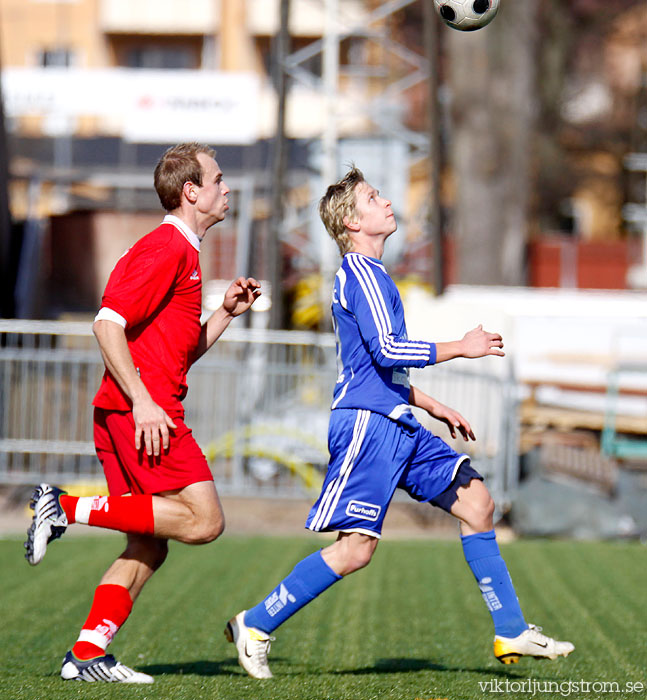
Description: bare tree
xmin=448 ymin=0 xmax=539 ymax=285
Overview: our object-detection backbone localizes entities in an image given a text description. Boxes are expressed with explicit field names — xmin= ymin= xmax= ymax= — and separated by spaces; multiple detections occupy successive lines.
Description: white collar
xmin=163 ymin=214 xmax=201 ymax=252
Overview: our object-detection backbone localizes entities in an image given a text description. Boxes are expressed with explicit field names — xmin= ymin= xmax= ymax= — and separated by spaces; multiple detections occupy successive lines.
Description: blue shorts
xmin=305 ymin=408 xmax=477 ymax=538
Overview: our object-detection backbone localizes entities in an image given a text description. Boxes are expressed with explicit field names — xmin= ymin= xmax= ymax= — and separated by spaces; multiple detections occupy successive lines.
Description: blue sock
xmin=244 ymin=550 xmax=342 ymax=634
xmin=461 ymin=530 xmax=527 ymax=638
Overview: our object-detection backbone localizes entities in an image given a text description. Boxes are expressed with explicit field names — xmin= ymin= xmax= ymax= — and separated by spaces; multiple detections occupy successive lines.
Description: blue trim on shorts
xmin=429 ymin=460 xmax=484 ymax=513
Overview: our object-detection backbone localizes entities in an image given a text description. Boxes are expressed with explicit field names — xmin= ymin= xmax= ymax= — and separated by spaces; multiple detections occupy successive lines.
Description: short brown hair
xmin=318 ymin=166 xmax=365 ymax=256
xmin=154 ymin=142 xmax=216 ymax=211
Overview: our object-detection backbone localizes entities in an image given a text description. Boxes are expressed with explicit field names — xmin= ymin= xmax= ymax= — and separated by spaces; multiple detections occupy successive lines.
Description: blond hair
xmin=153 ymin=142 xmax=216 ymax=212
xmin=318 ymin=166 xmax=365 ymax=256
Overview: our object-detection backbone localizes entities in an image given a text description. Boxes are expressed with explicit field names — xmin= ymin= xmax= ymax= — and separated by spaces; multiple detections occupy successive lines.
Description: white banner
xmin=2 ymin=68 xmax=260 ymax=144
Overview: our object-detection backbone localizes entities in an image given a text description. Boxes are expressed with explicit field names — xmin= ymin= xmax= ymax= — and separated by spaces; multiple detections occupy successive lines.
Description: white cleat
xmin=24 ymin=484 xmax=68 ymax=566
xmin=494 ymin=624 xmax=575 ymax=664
xmin=224 ymin=610 xmax=274 ymax=679
xmin=60 ymin=651 xmax=154 ymax=683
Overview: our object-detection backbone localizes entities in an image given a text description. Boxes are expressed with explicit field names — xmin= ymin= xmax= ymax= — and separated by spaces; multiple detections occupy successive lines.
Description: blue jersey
xmin=330 ymin=252 xmax=437 ymax=424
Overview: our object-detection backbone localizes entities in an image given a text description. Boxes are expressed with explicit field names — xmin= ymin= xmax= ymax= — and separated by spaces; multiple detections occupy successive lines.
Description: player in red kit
xmin=24 ymin=143 xmax=261 ymax=683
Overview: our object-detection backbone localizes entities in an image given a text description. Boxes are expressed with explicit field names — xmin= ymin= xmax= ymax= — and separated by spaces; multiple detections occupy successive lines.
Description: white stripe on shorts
xmin=310 ymin=410 xmax=370 ymax=532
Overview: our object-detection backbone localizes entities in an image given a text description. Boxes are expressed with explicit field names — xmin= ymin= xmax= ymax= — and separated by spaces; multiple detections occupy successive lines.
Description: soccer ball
xmin=433 ymin=0 xmax=500 ymax=31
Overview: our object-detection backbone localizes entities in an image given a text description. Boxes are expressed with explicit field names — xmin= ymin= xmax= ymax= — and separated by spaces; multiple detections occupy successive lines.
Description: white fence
xmin=0 ymin=320 xmax=519 ymax=508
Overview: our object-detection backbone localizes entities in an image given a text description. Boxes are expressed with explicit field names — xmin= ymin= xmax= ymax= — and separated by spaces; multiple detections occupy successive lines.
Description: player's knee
xmin=186 ymin=512 xmax=225 ymax=544
xmin=204 ymin=515 xmax=225 ymax=542
xmin=347 ymin=553 xmax=373 ymax=574
xmin=471 ymin=492 xmax=495 ymax=532
xmin=342 ymin=545 xmax=375 ymax=574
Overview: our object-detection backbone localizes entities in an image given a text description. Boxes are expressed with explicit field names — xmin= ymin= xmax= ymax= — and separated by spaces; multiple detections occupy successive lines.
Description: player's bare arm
xmin=93 ymin=319 xmax=176 ymax=456
xmin=435 ymin=324 xmax=504 ymax=364
xmin=409 ymin=385 xmax=475 ymax=441
xmin=194 ymin=277 xmax=261 ymax=361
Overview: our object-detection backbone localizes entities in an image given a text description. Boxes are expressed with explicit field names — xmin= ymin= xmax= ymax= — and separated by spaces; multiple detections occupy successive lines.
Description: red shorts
xmin=94 ymin=407 xmax=213 ymax=496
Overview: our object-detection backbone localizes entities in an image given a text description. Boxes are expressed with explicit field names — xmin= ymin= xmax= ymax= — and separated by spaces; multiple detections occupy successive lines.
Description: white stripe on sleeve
xmin=347 ymin=255 xmax=430 ymax=362
xmin=94 ymin=307 xmax=127 ymax=328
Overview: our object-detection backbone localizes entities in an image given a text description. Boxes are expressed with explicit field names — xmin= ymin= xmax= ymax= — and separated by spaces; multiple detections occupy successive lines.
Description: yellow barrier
xmin=204 ymin=423 xmax=327 ymax=493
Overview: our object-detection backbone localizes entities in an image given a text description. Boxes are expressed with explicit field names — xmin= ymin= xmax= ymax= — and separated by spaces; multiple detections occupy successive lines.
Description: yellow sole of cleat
xmin=497 ymin=653 xmax=521 ymax=664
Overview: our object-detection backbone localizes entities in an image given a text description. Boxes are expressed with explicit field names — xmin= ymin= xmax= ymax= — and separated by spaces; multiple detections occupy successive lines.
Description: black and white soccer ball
xmin=433 ymin=0 xmax=500 ymax=31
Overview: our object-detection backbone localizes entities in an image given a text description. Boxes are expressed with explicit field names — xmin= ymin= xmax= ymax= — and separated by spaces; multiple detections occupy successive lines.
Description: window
xmin=125 ymin=46 xmax=193 ymax=69
xmin=110 ymin=37 xmax=202 ymax=70
xmin=37 ymin=48 xmax=76 ymax=67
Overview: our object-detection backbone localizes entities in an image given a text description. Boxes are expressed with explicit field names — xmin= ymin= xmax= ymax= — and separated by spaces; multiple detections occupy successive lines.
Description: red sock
xmin=72 ymin=584 xmax=133 ymax=660
xmin=72 ymin=495 xmax=155 ymax=535
xmin=60 ymin=495 xmax=78 ymax=524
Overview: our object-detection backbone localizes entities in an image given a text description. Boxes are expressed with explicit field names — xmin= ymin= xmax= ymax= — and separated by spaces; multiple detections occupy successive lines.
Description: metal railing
xmin=0 ymin=320 xmax=519 ymax=508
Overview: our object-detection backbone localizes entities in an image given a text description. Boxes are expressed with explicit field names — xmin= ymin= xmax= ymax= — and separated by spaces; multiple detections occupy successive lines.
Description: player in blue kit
xmin=224 ymin=167 xmax=574 ymax=678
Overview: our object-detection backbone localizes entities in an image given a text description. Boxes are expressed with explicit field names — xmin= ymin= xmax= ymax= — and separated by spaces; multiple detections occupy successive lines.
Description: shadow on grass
xmin=330 ymin=658 xmax=526 ymax=679
xmin=139 ymin=656 xmax=286 ymax=677
xmin=140 ymin=656 xmax=554 ymax=683
xmin=138 ymin=660 xmax=232 ymax=677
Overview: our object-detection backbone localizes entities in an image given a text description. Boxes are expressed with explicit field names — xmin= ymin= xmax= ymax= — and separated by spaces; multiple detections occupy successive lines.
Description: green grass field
xmin=1 ymin=534 xmax=645 ymax=700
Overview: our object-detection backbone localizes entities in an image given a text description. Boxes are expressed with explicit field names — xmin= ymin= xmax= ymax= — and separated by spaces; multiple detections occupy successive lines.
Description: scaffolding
xmin=275 ymin=0 xmax=441 ymax=299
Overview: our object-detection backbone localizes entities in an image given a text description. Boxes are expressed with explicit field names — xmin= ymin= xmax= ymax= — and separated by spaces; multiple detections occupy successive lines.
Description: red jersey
xmin=93 ymin=216 xmax=203 ymax=417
